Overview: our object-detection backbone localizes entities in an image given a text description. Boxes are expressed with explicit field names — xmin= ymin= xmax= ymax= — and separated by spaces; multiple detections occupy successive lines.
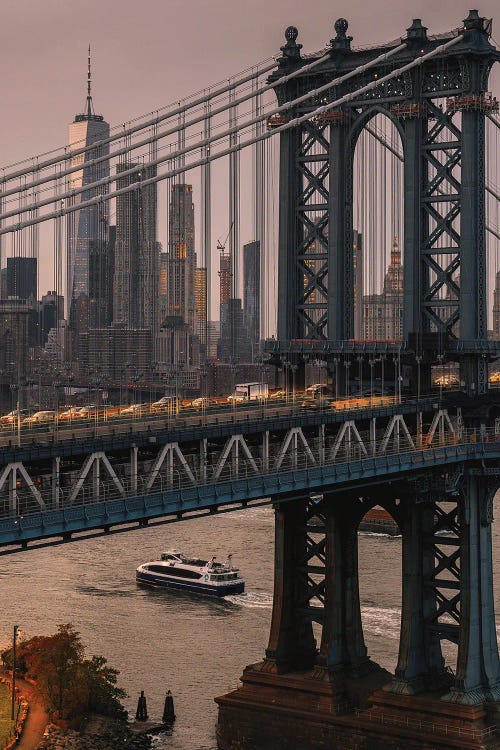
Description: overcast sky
xmin=0 ymin=0 xmax=498 ymax=320
xmin=1 ymin=0 xmax=498 ymax=166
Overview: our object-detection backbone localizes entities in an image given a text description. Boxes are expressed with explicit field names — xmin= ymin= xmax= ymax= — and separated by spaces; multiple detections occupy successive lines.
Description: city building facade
xmin=243 ymin=240 xmax=260 ymax=357
xmin=6 ymin=257 xmax=37 ymax=301
xmin=167 ymin=184 xmax=195 ymax=331
xmin=113 ymin=162 xmax=158 ymax=331
xmin=67 ymin=53 xmax=110 ymax=337
xmin=362 ymin=236 xmax=403 ymax=340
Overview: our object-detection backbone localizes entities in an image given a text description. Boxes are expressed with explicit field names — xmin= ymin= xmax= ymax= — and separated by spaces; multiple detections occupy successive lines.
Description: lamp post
xmin=9 ymin=363 xmax=21 ymax=448
xmin=11 ymin=624 xmax=19 ymax=720
xmin=290 ymin=364 xmax=298 ymax=407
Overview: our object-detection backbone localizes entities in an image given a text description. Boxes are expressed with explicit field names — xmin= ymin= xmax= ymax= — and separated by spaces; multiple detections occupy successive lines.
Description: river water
xmin=1 ymin=506 xmax=500 ymax=749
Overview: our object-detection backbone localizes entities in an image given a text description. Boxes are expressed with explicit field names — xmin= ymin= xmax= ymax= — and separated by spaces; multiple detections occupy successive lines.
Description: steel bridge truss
xmin=0 ymin=407 xmax=457 ymax=518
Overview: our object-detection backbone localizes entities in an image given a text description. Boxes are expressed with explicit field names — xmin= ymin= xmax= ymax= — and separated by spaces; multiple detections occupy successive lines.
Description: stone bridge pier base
xmin=216 ymin=482 xmax=500 ymax=749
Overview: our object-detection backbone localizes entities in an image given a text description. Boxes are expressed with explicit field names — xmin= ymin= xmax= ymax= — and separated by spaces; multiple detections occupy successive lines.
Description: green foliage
xmin=81 ymin=655 xmax=127 ymax=719
xmin=1 ymin=623 xmax=127 ymax=722
xmin=0 ymin=682 xmax=15 ymax=747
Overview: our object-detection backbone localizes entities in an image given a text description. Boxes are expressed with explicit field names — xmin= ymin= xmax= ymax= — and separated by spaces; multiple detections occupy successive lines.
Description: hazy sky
xmin=0 ymin=0 xmax=498 ymax=322
xmin=1 ymin=0 xmax=498 ymax=166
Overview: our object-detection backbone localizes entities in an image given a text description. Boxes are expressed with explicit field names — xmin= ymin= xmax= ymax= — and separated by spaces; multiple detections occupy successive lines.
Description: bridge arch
xmin=357 ymin=500 xmax=402 ymax=676
xmin=347 ymin=108 xmax=405 ymax=356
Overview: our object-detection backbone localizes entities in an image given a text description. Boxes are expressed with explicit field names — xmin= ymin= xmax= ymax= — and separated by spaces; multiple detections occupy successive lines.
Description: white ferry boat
xmin=136 ymin=550 xmax=245 ymax=597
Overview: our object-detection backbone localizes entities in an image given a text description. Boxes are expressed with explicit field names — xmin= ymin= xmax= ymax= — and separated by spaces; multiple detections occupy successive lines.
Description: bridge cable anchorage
xmin=5 ymin=37 xmax=459 ymax=233
xmin=0 ymin=49 xmax=333 ymax=203
xmin=0 ymin=39 xmax=396 ymax=218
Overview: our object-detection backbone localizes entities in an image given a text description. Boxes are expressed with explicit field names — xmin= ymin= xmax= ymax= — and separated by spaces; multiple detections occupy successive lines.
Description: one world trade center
xmin=67 ymin=47 xmax=110 ymax=349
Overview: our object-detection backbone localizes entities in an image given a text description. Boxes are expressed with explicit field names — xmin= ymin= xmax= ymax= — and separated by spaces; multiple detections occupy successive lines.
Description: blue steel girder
xmin=294 ymin=119 xmax=330 ymax=339
xmin=0 ymin=440 xmax=498 ymax=552
xmin=298 ymin=502 xmax=328 ymax=624
xmin=420 ymin=104 xmax=462 ymax=338
xmin=0 ymin=403 xmax=452 ymax=518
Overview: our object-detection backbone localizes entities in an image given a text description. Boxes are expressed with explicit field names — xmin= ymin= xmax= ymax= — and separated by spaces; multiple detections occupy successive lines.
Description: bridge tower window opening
xmin=353 ymin=113 xmax=404 ymax=345
xmin=357 ymin=501 xmax=402 ymax=674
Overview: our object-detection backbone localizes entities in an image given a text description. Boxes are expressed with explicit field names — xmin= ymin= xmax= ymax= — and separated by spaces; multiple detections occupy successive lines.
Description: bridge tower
xmin=217 ymin=11 xmax=500 ymax=750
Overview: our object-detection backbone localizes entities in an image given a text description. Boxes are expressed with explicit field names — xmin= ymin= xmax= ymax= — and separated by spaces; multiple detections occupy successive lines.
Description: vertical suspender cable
xmin=150 ymin=119 xmax=159 ymax=364
xmin=253 ymin=78 xmax=265 ymax=358
xmin=228 ymin=84 xmax=240 ymax=360
xmin=201 ymin=97 xmax=212 ymax=361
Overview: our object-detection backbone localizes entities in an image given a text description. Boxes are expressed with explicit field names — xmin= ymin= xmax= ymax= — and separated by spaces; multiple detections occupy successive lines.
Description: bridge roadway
xmin=0 ymin=394 xmax=498 ymax=553
xmin=0 ymin=395 xmax=435 ymax=461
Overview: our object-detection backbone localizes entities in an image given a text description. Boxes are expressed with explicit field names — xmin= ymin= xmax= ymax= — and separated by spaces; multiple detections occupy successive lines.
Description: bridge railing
xmin=354 ymin=708 xmax=497 ymax=740
xmin=0 ymin=426 xmax=497 ymax=522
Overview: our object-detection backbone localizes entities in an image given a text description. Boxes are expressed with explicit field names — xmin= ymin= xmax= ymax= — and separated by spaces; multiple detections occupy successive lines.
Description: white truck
xmin=227 ymin=382 xmax=269 ymax=403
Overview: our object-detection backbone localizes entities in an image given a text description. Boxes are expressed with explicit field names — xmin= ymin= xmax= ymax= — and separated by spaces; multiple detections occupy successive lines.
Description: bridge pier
xmin=216 ymin=479 xmax=500 ymax=750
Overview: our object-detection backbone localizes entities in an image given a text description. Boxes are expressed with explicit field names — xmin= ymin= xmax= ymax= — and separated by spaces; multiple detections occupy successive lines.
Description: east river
xmin=1 ymin=506 xmax=500 ymax=749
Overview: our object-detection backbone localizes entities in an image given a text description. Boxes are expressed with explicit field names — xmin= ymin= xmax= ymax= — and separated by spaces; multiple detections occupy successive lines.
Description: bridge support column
xmin=263 ymin=500 xmax=316 ymax=672
xmin=317 ymin=502 xmax=371 ymax=679
xmin=443 ymin=474 xmax=500 ymax=704
xmin=130 ymin=446 xmax=138 ymax=494
xmin=52 ymin=457 xmax=60 ymax=508
xmin=459 ymin=104 xmax=488 ymax=396
xmin=389 ymin=497 xmax=445 ymax=695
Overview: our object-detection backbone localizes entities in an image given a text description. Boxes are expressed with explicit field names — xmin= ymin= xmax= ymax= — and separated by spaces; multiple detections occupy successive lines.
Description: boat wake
xmin=224 ymin=591 xmax=273 ymax=608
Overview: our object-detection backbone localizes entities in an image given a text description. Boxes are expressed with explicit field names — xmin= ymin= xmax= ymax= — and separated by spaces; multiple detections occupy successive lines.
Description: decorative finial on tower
xmin=279 ymin=26 xmax=302 ymax=66
xmin=86 ymin=44 xmax=94 ymax=117
xmin=461 ymin=10 xmax=491 ymax=49
xmin=391 ymin=235 xmax=401 ymax=264
xmin=464 ymin=9 xmax=484 ymax=30
xmin=330 ymin=18 xmax=352 ymax=53
xmin=405 ymin=19 xmax=428 ymax=48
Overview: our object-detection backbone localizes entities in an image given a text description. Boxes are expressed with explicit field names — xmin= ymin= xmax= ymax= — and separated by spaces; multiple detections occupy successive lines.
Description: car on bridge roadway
xmin=120 ymin=403 xmax=151 ymax=416
xmin=150 ymin=396 xmax=179 ymax=413
xmin=23 ymin=410 xmax=57 ymax=425
xmin=269 ymin=390 xmax=287 ymax=400
xmin=59 ymin=406 xmax=86 ymax=420
xmin=190 ymin=397 xmax=216 ymax=409
xmin=0 ymin=409 xmax=31 ymax=425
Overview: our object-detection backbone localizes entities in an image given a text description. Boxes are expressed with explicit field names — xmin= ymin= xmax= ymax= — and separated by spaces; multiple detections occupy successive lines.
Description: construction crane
xmin=216 ymin=222 xmax=234 ymax=251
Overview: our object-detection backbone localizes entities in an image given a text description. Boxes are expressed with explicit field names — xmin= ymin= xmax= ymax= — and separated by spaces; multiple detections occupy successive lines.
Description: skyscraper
xmin=493 ymin=271 xmax=500 ymax=339
xmin=158 ymin=250 xmax=169 ymax=324
xmin=218 ymin=252 xmax=232 ymax=351
xmin=6 ymin=257 xmax=37 ymax=301
xmin=217 ymin=298 xmax=252 ymax=363
xmin=67 ymin=48 xmax=110 ymax=336
xmin=219 ymin=253 xmax=231 ymax=308
xmin=362 ymin=236 xmax=403 ymax=340
xmin=113 ymin=163 xmax=158 ymax=330
xmin=243 ymin=240 xmax=260 ymax=356
xmin=194 ymin=267 xmax=207 ymax=340
xmin=39 ymin=290 xmax=64 ymax=345
xmin=168 ymin=184 xmax=195 ymax=331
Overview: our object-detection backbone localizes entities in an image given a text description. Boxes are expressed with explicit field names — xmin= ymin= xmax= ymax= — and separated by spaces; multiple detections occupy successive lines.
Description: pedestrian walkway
xmin=0 ymin=670 xmax=48 ymax=750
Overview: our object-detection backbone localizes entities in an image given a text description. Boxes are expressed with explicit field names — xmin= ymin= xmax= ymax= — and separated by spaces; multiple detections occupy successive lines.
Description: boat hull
xmin=136 ymin=571 xmax=245 ymax=597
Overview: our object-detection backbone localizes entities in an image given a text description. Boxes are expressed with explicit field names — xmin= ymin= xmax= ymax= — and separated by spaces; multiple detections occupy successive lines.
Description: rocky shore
xmin=36 ymin=716 xmax=155 ymax=750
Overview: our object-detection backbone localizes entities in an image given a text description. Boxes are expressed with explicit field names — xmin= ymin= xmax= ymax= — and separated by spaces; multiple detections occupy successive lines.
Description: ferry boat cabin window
xmin=147 ymin=565 xmax=202 ymax=579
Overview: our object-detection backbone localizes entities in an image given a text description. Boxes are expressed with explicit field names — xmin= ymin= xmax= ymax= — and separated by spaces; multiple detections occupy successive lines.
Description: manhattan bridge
xmin=1 ymin=9 xmax=500 ymax=749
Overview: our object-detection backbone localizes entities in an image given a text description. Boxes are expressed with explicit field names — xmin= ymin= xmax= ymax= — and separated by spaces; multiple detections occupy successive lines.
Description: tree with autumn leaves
xmin=2 ymin=624 xmax=126 ymax=722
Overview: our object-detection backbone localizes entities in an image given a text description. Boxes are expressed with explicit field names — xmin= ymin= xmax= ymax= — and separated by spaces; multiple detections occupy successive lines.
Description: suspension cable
xmin=0 ymin=43 xmax=407 ymax=223
xmin=0 ymin=50 xmax=335 ymax=199
xmin=0 ymin=34 xmax=462 ymax=235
